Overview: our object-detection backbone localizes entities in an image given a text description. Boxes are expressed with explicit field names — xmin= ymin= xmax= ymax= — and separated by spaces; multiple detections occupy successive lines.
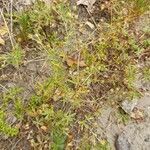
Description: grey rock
xmin=98 ymin=106 xmax=113 ymax=128
xmin=6 ymin=113 xmax=17 ymax=125
xmin=77 ymin=0 xmax=96 ymax=11
xmin=121 ymin=100 xmax=138 ymax=114
xmin=97 ymin=106 xmax=121 ymax=150
xmin=21 ymin=0 xmax=35 ymax=5
xmin=6 ymin=82 xmax=16 ymax=89
xmin=133 ymin=11 xmax=150 ymax=33
xmin=136 ymin=95 xmax=150 ymax=120
xmin=116 ymin=122 xmax=150 ymax=150
xmin=136 ymin=95 xmax=150 ymax=109
xmin=134 ymin=77 xmax=150 ymax=92
xmin=116 ymin=134 xmax=130 ymax=150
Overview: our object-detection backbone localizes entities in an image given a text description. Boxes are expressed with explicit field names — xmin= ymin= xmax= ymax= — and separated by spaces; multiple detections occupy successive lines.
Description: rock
xmin=116 ymin=134 xmax=130 ymax=150
xmin=121 ymin=100 xmax=138 ymax=114
xmin=136 ymin=95 xmax=150 ymax=120
xmin=116 ymin=122 xmax=150 ymax=150
xmin=6 ymin=113 xmax=17 ymax=125
xmin=77 ymin=0 xmax=96 ymax=7
xmin=98 ymin=106 xmax=113 ymax=128
xmin=21 ymin=0 xmax=35 ymax=5
xmin=77 ymin=0 xmax=97 ymax=11
xmin=97 ymin=106 xmax=121 ymax=150
xmin=121 ymin=95 xmax=150 ymax=120
xmin=133 ymin=11 xmax=150 ymax=33
xmin=43 ymin=0 xmax=53 ymax=5
xmin=6 ymin=82 xmax=16 ymax=88
xmin=134 ymin=75 xmax=150 ymax=92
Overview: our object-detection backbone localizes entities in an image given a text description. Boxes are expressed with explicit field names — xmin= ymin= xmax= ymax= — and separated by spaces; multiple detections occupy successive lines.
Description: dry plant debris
xmin=0 ymin=0 xmax=150 ymax=149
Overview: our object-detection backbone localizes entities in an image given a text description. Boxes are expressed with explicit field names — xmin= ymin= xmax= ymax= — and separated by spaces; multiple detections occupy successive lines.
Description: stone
xmin=77 ymin=0 xmax=97 ymax=11
xmin=121 ymin=100 xmax=138 ymax=114
xmin=97 ymin=106 xmax=121 ymax=150
xmin=21 ymin=0 xmax=35 ymax=5
xmin=116 ymin=122 xmax=150 ymax=150
xmin=136 ymin=95 xmax=150 ymax=120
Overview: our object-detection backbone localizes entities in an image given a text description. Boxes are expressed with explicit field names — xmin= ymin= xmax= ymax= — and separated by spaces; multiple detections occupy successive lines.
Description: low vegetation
xmin=0 ymin=0 xmax=149 ymax=149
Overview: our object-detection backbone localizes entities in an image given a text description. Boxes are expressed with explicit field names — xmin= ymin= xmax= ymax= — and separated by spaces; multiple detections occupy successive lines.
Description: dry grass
xmin=0 ymin=0 xmax=149 ymax=149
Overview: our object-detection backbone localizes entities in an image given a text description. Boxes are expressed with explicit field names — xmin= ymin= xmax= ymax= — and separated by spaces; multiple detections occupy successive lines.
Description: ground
xmin=0 ymin=0 xmax=150 ymax=150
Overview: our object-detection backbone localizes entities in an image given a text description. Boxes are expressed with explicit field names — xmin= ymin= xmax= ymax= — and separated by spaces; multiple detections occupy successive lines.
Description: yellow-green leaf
xmin=0 ymin=37 xmax=5 ymax=45
xmin=0 ymin=26 xmax=8 ymax=36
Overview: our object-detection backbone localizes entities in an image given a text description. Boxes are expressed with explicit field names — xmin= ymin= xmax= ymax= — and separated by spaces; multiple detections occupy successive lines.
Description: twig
xmin=0 ymin=10 xmax=14 ymax=48
xmin=0 ymin=84 xmax=8 ymax=92
xmin=11 ymin=137 xmax=23 ymax=150
xmin=10 ymin=0 xmax=13 ymax=36
xmin=84 ymin=6 xmax=98 ymax=28
xmin=77 ymin=51 xmax=81 ymax=87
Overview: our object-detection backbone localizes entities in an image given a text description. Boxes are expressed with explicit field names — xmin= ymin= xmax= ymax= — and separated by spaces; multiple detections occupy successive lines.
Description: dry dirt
xmin=0 ymin=0 xmax=150 ymax=150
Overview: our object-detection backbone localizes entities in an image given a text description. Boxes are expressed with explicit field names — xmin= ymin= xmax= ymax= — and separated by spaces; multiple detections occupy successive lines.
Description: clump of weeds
xmin=0 ymin=87 xmax=23 ymax=137
xmin=0 ymin=0 xmax=149 ymax=149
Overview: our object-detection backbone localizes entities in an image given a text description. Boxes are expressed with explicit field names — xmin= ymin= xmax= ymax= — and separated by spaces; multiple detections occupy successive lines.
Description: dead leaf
xmin=0 ymin=26 xmax=8 ymax=45
xmin=0 ymin=26 xmax=8 ymax=36
xmin=66 ymin=58 xmax=75 ymax=67
xmin=77 ymin=0 xmax=96 ymax=11
xmin=66 ymin=57 xmax=87 ymax=67
xmin=53 ymin=89 xmax=63 ymax=101
xmin=27 ymin=111 xmax=38 ymax=117
xmin=85 ymin=21 xmax=95 ymax=29
xmin=100 ymin=139 xmax=107 ymax=145
xmin=0 ymin=37 xmax=5 ymax=45
xmin=100 ymin=4 xmax=106 ymax=10
xmin=130 ymin=109 xmax=144 ymax=120
xmin=21 ymin=0 xmax=35 ymax=5
xmin=15 ymin=123 xmax=21 ymax=129
xmin=23 ymin=124 xmax=30 ymax=130
xmin=43 ymin=0 xmax=52 ymax=5
xmin=78 ymin=60 xmax=87 ymax=67
xmin=41 ymin=126 xmax=47 ymax=132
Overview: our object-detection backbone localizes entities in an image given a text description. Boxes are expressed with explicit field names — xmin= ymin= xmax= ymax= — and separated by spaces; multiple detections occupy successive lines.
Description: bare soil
xmin=0 ymin=0 xmax=149 ymax=150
